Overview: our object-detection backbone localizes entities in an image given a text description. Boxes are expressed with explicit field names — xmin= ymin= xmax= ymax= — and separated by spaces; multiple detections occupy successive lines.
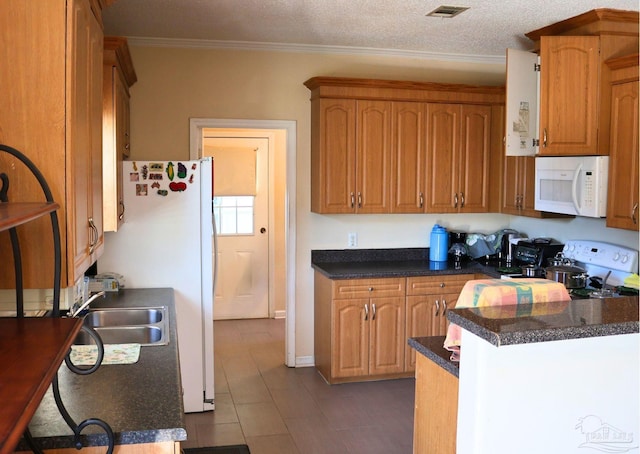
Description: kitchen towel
xmin=444 ymin=278 xmax=571 ymax=360
xmin=69 ymin=343 xmax=141 ymax=366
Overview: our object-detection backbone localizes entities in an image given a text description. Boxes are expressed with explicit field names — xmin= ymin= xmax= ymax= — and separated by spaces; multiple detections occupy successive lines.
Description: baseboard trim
xmin=274 ymin=310 xmax=286 ymax=319
xmin=295 ymin=356 xmax=315 ymax=367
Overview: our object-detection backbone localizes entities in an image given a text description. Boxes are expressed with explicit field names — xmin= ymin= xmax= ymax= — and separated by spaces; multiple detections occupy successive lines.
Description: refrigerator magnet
xmin=142 ymin=165 xmax=148 ymax=180
xmin=166 ymin=162 xmax=175 ymax=181
xmin=135 ymin=184 xmax=148 ymax=196
xmin=177 ymin=162 xmax=187 ymax=179
xmin=169 ymin=181 xmax=187 ymax=192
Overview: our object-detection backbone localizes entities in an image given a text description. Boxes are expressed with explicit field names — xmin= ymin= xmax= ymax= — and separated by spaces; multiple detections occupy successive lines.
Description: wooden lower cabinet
xmin=314 ymin=274 xmax=407 ymax=383
xmin=405 ymin=274 xmax=472 ymax=371
xmin=315 ymin=272 xmax=480 ymax=383
xmin=413 ymin=353 xmax=458 ymax=454
xmin=16 ymin=441 xmax=180 ymax=453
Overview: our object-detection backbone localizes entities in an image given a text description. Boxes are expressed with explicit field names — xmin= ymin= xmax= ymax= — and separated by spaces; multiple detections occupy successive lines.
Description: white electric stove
xmin=562 ymin=239 xmax=639 ymax=297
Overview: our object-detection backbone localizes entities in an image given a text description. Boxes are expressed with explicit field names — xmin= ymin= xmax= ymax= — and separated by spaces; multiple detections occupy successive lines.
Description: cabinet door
xmin=369 ymin=296 xmax=405 ymax=375
xmin=413 ymin=353 xmax=458 ymax=454
xmin=103 ymin=67 xmax=129 ymax=232
xmin=405 ymin=295 xmax=441 ymax=371
xmin=539 ymin=36 xmax=600 ymax=156
xmin=69 ymin=0 xmax=104 ymax=280
xmin=520 ymin=156 xmax=539 ymax=214
xmin=607 ymin=80 xmax=639 ymax=230
xmin=391 ymin=102 xmax=426 ymax=213
xmin=311 ymin=98 xmax=356 ymax=213
xmin=425 ymin=104 xmax=460 ymax=213
xmin=502 ymin=156 xmax=521 ymax=214
xmin=332 ymin=298 xmax=369 ymax=379
xmin=459 ymin=105 xmax=491 ymax=212
xmin=356 ymin=100 xmax=392 ymax=213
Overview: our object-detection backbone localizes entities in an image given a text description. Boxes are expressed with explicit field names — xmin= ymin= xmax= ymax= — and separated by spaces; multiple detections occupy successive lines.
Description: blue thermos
xmin=429 ymin=224 xmax=448 ymax=262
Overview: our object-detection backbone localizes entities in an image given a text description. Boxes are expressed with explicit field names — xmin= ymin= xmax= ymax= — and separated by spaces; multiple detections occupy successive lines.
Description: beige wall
xmin=123 ymin=45 xmax=637 ymax=366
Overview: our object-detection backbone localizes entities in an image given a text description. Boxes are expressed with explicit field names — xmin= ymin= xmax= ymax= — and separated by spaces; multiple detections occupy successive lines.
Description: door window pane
xmin=213 ymin=196 xmax=254 ymax=235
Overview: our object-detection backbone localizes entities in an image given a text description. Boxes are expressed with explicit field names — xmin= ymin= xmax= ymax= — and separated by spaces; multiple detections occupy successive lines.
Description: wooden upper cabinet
xmin=502 ymin=156 xmax=538 ymax=216
xmin=526 ymin=9 xmax=639 ymax=157
xmin=305 ymin=77 xmax=504 ymax=214
xmin=0 ymin=0 xmax=105 ymax=290
xmin=426 ymin=104 xmax=490 ymax=213
xmin=460 ymin=105 xmax=491 ymax=211
xmin=70 ymin=0 xmax=104 ymax=280
xmin=538 ymin=36 xmax=600 ymax=156
xmin=391 ymin=102 xmax=426 ymax=213
xmin=310 ymin=98 xmax=357 ymax=213
xmin=606 ymin=55 xmax=639 ymax=231
xmin=356 ymin=100 xmax=392 ymax=213
xmin=103 ymin=37 xmax=137 ymax=232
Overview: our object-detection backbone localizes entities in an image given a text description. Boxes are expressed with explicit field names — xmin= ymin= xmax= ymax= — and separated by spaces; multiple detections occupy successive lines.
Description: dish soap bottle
xmin=429 ymin=224 xmax=448 ymax=262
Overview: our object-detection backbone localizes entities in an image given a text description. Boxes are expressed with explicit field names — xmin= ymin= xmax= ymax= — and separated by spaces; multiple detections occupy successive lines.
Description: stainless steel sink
xmin=74 ymin=325 xmax=166 ymax=346
xmin=77 ymin=306 xmax=169 ymax=347
xmin=83 ymin=307 xmax=164 ymax=327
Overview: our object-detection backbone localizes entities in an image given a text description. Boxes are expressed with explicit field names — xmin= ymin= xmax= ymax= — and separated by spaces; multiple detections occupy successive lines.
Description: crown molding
xmin=125 ymin=36 xmax=506 ymax=65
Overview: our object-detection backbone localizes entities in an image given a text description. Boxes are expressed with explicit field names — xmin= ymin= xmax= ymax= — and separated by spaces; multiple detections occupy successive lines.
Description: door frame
xmin=190 ymin=118 xmax=297 ymax=367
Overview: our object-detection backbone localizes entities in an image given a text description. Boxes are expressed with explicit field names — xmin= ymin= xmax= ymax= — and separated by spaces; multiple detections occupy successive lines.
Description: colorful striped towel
xmin=444 ymin=278 xmax=571 ymax=359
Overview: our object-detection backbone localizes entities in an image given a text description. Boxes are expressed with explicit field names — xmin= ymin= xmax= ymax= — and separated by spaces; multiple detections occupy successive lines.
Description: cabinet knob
xmin=440 ymin=282 xmax=445 ymax=288
xmin=368 ymin=287 xmax=373 ymax=292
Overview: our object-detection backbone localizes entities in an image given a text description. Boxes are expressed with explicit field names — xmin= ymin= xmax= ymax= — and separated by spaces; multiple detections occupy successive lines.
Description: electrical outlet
xmin=348 ymin=232 xmax=357 ymax=248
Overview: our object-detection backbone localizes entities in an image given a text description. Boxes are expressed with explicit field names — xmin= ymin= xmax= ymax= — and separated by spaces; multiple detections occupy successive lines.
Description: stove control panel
xmin=563 ymin=240 xmax=638 ymax=272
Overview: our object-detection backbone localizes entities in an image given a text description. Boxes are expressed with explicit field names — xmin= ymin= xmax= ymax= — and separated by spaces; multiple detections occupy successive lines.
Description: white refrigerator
xmin=98 ymin=159 xmax=215 ymax=413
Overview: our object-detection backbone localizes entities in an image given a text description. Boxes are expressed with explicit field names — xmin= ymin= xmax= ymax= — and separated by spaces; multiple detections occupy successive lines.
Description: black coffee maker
xmin=448 ymin=231 xmax=467 ymax=260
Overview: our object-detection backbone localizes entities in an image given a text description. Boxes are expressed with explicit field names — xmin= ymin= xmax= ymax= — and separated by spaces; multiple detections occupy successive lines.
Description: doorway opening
xmin=189 ymin=118 xmax=297 ymax=367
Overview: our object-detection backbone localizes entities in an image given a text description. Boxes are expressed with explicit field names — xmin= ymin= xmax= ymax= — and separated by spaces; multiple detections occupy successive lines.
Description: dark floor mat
xmin=183 ymin=446 xmax=250 ymax=454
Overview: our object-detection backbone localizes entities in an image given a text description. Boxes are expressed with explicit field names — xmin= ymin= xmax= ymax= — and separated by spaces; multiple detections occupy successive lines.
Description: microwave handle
xmin=571 ymin=164 xmax=582 ymax=212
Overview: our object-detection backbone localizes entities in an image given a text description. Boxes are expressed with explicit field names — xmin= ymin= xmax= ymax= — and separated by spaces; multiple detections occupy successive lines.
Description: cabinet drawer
xmin=332 ymin=278 xmax=405 ymax=299
xmin=406 ymin=274 xmax=474 ymax=296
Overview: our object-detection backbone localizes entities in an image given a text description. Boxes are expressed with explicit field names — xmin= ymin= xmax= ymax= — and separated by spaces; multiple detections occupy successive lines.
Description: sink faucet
xmin=70 ymin=291 xmax=106 ymax=318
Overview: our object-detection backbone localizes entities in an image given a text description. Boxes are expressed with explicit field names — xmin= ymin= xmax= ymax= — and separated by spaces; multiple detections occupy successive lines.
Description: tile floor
xmin=181 ymin=318 xmax=415 ymax=454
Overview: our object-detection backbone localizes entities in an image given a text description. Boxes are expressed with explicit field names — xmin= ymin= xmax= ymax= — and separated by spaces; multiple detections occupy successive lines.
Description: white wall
xmin=113 ymin=44 xmax=639 ymax=366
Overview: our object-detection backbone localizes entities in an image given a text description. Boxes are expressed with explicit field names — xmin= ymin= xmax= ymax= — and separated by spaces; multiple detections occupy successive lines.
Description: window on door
xmin=213 ymin=196 xmax=254 ymax=235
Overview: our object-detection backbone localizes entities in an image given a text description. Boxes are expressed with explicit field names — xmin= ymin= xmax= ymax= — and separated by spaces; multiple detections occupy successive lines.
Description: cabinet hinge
xmin=532 ymin=139 xmax=540 ymax=147
xmin=534 ymin=63 xmax=541 ymax=72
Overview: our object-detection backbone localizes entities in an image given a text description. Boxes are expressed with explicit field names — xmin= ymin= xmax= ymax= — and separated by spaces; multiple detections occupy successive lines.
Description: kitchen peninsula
xmin=14 ymin=288 xmax=187 ymax=454
xmin=409 ymin=295 xmax=639 ymax=454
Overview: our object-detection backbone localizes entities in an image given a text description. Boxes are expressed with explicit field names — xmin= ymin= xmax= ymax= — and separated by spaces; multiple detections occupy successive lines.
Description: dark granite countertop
xmin=407 ymin=336 xmax=459 ymax=378
xmin=17 ymin=288 xmax=186 ymax=450
xmin=448 ymin=296 xmax=640 ymax=347
xmin=311 ymin=248 xmax=500 ymax=279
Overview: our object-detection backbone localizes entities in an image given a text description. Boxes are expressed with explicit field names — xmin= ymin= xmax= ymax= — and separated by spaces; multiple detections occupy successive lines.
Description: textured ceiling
xmin=103 ymin=0 xmax=638 ymax=60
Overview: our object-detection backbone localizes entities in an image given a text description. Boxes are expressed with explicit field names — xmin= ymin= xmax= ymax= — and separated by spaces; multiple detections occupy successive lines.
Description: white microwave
xmin=534 ymin=156 xmax=609 ymax=218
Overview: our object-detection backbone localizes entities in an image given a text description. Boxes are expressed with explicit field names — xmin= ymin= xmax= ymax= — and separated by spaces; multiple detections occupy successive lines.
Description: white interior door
xmin=204 ymin=137 xmax=269 ymax=319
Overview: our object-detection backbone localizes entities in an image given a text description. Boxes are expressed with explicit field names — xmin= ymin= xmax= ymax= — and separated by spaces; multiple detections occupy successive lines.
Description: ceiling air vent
xmin=426 ymin=5 xmax=469 ymax=18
